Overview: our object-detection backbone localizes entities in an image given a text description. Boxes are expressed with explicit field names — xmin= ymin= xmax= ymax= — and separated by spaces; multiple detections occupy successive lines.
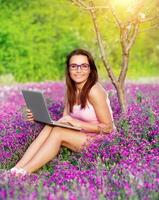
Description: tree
xmin=70 ymin=0 xmax=159 ymax=113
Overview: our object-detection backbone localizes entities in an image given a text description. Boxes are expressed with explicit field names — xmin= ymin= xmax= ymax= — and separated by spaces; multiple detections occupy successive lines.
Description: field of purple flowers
xmin=0 ymin=81 xmax=159 ymax=200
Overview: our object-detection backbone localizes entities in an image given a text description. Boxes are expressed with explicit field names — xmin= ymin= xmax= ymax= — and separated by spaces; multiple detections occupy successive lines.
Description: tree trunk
xmin=114 ymin=82 xmax=127 ymax=113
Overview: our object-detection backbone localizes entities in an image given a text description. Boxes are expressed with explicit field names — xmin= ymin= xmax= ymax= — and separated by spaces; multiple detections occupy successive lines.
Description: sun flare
xmin=115 ymin=0 xmax=139 ymax=6
xmin=110 ymin=0 xmax=143 ymax=19
xmin=113 ymin=0 xmax=140 ymax=11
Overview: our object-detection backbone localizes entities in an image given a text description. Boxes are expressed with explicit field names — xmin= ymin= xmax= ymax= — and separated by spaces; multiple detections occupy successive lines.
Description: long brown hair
xmin=66 ymin=48 xmax=98 ymax=113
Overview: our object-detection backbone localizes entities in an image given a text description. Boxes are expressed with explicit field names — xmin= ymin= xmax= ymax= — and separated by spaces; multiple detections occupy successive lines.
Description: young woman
xmin=10 ymin=48 xmax=116 ymax=175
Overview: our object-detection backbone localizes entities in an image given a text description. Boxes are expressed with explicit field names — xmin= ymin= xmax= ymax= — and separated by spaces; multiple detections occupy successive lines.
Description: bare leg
xmin=14 ymin=125 xmax=53 ymax=168
xmin=22 ymin=127 xmax=88 ymax=173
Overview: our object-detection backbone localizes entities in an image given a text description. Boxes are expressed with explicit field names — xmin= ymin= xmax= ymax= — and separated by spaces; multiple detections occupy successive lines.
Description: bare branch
xmin=71 ymin=0 xmax=88 ymax=9
xmin=140 ymin=15 xmax=159 ymax=23
xmin=118 ymin=22 xmax=139 ymax=86
xmin=126 ymin=23 xmax=135 ymax=42
xmin=126 ymin=0 xmax=144 ymax=24
xmin=72 ymin=0 xmax=109 ymax=10
xmin=89 ymin=1 xmax=117 ymax=84
xmin=91 ymin=6 xmax=109 ymax=9
xmin=119 ymin=25 xmax=128 ymax=51
xmin=71 ymin=0 xmax=81 ymax=7
xmin=133 ymin=1 xmax=145 ymax=16
xmin=127 ymin=23 xmax=139 ymax=51
xmin=108 ymin=2 xmax=122 ymax=29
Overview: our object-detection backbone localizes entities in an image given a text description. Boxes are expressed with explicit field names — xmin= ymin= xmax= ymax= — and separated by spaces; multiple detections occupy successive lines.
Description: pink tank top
xmin=70 ymin=96 xmax=116 ymax=129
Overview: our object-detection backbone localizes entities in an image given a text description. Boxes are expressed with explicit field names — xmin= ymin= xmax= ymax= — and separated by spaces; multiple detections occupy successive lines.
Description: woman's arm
xmin=79 ymin=83 xmax=113 ymax=133
xmin=59 ymin=83 xmax=114 ymax=134
xmin=62 ymin=92 xmax=69 ymax=117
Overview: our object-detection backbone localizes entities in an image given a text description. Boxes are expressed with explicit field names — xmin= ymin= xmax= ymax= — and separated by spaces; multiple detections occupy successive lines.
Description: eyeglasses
xmin=69 ymin=63 xmax=90 ymax=71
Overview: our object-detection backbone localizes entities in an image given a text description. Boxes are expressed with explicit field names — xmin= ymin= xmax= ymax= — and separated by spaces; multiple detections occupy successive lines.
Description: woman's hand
xmin=57 ymin=115 xmax=81 ymax=128
xmin=97 ymin=123 xmax=113 ymax=134
xmin=26 ymin=108 xmax=35 ymax=122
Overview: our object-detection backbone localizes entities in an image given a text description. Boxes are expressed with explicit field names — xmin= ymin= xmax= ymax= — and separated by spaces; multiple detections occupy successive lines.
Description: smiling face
xmin=66 ymin=49 xmax=98 ymax=112
xmin=68 ymin=55 xmax=91 ymax=88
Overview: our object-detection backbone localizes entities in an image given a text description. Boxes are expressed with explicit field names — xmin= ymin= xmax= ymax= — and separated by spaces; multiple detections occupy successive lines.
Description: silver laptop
xmin=21 ymin=89 xmax=81 ymax=131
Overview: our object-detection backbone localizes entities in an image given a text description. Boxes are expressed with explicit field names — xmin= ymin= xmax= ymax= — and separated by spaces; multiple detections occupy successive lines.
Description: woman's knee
xmin=50 ymin=127 xmax=63 ymax=140
xmin=38 ymin=125 xmax=53 ymax=137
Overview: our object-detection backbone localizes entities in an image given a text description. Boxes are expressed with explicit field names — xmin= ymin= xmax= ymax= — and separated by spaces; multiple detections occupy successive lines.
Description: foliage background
xmin=0 ymin=0 xmax=159 ymax=83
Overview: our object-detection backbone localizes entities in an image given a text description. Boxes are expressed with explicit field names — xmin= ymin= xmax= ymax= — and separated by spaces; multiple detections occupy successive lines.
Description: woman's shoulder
xmin=89 ymin=82 xmax=107 ymax=95
xmin=88 ymin=82 xmax=107 ymax=101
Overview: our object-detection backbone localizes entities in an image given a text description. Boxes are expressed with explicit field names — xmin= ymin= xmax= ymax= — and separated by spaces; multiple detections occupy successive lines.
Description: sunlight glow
xmin=113 ymin=0 xmax=141 ymax=12
xmin=110 ymin=0 xmax=144 ymax=20
xmin=115 ymin=0 xmax=139 ymax=7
